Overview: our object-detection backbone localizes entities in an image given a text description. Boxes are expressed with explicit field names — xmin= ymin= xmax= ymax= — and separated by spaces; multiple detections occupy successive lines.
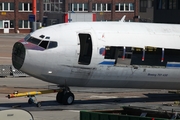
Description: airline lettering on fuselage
xmin=147 ymin=73 xmax=168 ymax=77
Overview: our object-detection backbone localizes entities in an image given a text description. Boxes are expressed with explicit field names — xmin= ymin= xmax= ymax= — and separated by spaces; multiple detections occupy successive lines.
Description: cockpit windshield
xmin=24 ymin=34 xmax=58 ymax=49
xmin=27 ymin=37 xmax=41 ymax=45
xmin=24 ymin=33 xmax=31 ymax=41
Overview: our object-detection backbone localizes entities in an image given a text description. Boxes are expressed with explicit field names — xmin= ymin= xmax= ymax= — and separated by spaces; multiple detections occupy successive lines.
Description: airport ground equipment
xmin=80 ymin=106 xmax=180 ymax=120
xmin=11 ymin=65 xmax=29 ymax=77
xmin=6 ymin=89 xmax=62 ymax=107
xmin=6 ymin=86 xmax=75 ymax=107
xmin=168 ymin=90 xmax=180 ymax=106
xmin=0 ymin=65 xmax=29 ymax=77
xmin=0 ymin=65 xmax=11 ymax=77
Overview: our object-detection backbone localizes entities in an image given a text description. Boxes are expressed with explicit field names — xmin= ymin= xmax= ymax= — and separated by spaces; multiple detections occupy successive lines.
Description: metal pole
xmin=69 ymin=0 xmax=72 ymax=22
xmin=32 ymin=0 xmax=37 ymax=31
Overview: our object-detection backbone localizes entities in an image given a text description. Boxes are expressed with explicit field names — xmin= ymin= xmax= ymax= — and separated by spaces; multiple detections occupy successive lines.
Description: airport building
xmin=138 ymin=0 xmax=154 ymax=22
xmin=44 ymin=0 xmax=139 ymax=25
xmin=0 ymin=0 xmax=139 ymax=33
xmin=0 ymin=0 xmax=44 ymax=33
xmin=138 ymin=0 xmax=180 ymax=24
xmin=154 ymin=0 xmax=180 ymax=24
xmin=0 ymin=0 xmax=180 ymax=33
xmin=65 ymin=0 xmax=138 ymax=22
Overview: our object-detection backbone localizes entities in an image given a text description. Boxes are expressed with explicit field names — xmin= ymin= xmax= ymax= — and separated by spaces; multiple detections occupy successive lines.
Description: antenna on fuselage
xmin=120 ymin=15 xmax=126 ymax=22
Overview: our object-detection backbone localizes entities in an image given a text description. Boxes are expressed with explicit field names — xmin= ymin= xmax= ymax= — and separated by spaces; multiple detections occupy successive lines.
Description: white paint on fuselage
xmin=20 ymin=22 xmax=180 ymax=90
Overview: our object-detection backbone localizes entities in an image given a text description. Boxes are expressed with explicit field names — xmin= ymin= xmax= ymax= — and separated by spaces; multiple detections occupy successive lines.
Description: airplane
xmin=11 ymin=21 xmax=180 ymax=105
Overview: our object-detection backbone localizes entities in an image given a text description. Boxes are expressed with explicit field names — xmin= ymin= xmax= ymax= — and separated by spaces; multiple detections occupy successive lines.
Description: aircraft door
xmin=78 ymin=33 xmax=93 ymax=65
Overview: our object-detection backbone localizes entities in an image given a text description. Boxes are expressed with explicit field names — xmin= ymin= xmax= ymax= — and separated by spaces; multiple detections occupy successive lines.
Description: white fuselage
xmin=13 ymin=22 xmax=180 ymax=90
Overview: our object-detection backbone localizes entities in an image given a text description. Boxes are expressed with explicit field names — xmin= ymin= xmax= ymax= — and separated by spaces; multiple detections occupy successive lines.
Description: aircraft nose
xmin=12 ymin=42 xmax=26 ymax=70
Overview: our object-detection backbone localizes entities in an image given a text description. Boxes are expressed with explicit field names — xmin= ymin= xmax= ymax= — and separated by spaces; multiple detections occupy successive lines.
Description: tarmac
xmin=1 ymin=34 xmax=180 ymax=120
xmin=1 ymin=77 xmax=180 ymax=120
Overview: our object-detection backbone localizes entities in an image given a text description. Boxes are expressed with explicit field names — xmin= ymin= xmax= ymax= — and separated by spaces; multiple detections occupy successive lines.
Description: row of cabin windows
xmin=104 ymin=46 xmax=180 ymax=66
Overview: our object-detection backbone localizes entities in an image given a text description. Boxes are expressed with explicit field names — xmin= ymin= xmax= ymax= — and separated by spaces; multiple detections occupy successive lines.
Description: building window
xmin=169 ymin=0 xmax=177 ymax=9
xmin=30 ymin=3 xmax=32 ymax=11
xmin=120 ymin=4 xmax=124 ymax=10
xmin=19 ymin=20 xmax=30 ymax=29
xmin=125 ymin=3 xmax=129 ymax=11
xmin=24 ymin=3 xmax=28 ymax=11
xmin=0 ymin=3 xmax=2 ymax=10
xmin=4 ymin=2 xmax=8 ymax=10
xmin=97 ymin=3 xmax=101 ymax=11
xmin=0 ymin=2 xmax=14 ymax=11
xmin=74 ymin=3 xmax=77 ymax=11
xmin=37 ymin=3 xmax=40 ymax=11
xmin=158 ymin=0 xmax=166 ymax=9
xmin=107 ymin=3 xmax=111 ymax=11
xmin=44 ymin=0 xmax=62 ymax=12
xmin=140 ymin=0 xmax=147 ymax=12
xmin=19 ymin=3 xmax=32 ymax=11
xmin=10 ymin=20 xmax=14 ymax=28
xmin=115 ymin=4 xmax=119 ymax=11
xmin=0 ymin=21 xmax=2 ymax=28
xmin=79 ymin=3 xmax=83 ymax=11
xmin=18 ymin=20 xmax=23 ymax=28
xmin=68 ymin=3 xmax=88 ymax=12
xmin=44 ymin=3 xmax=51 ymax=11
xmin=84 ymin=3 xmax=88 ymax=11
xmin=92 ymin=3 xmax=111 ymax=12
xmin=92 ymin=3 xmax=96 ymax=11
xmin=10 ymin=3 xmax=14 ymax=10
xmin=115 ymin=3 xmax=134 ymax=12
xmin=68 ymin=3 xmax=72 ymax=11
xmin=19 ymin=3 xmax=22 ymax=10
xmin=24 ymin=20 xmax=29 ymax=28
xmin=130 ymin=3 xmax=134 ymax=10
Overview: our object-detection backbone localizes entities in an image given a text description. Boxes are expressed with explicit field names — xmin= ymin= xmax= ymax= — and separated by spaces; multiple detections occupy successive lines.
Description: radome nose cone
xmin=12 ymin=42 xmax=26 ymax=70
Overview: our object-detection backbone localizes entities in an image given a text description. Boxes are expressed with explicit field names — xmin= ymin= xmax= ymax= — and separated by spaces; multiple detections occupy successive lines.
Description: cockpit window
xmin=45 ymin=36 xmax=50 ymax=39
xmin=48 ymin=41 xmax=58 ymax=49
xmin=24 ymin=34 xmax=57 ymax=50
xmin=39 ymin=35 xmax=45 ymax=39
xmin=24 ymin=34 xmax=31 ymax=41
xmin=27 ymin=37 xmax=41 ymax=45
xmin=39 ymin=41 xmax=49 ymax=49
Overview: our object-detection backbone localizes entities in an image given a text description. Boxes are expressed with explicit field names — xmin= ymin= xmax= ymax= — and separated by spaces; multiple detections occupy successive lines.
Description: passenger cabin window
xmin=78 ymin=33 xmax=92 ymax=65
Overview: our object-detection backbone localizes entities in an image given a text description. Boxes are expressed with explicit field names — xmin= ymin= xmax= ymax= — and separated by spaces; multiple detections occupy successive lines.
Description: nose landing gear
xmin=56 ymin=87 xmax=75 ymax=105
